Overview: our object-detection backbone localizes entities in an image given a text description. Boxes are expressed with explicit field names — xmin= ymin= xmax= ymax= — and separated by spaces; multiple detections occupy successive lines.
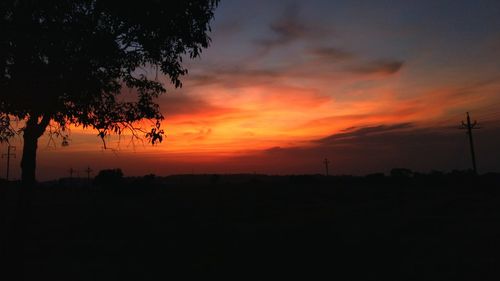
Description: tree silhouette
xmin=0 ymin=0 xmax=219 ymax=184
xmin=94 ymin=168 xmax=124 ymax=186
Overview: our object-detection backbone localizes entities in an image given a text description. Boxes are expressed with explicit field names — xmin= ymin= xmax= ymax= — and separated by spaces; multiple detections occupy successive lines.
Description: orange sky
xmin=2 ymin=0 xmax=500 ymax=180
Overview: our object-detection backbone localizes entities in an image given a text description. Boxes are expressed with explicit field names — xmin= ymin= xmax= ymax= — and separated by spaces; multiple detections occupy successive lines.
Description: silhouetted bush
xmin=450 ymin=169 xmax=474 ymax=176
xmin=131 ymin=174 xmax=157 ymax=188
xmin=366 ymin=172 xmax=385 ymax=179
xmin=390 ymin=168 xmax=413 ymax=178
xmin=94 ymin=169 xmax=124 ymax=186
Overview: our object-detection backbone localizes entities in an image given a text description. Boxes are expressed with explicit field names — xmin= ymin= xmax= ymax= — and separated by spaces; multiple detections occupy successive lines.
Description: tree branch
xmin=36 ymin=114 xmax=52 ymax=137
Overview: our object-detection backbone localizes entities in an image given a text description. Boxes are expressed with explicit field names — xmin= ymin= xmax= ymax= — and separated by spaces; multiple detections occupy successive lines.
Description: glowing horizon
xmin=2 ymin=0 xmax=500 ymax=180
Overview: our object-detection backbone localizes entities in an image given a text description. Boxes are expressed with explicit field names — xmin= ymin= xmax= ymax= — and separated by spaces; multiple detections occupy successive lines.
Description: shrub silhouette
xmin=390 ymin=168 xmax=413 ymax=178
xmin=94 ymin=169 xmax=124 ymax=186
xmin=133 ymin=174 xmax=156 ymax=186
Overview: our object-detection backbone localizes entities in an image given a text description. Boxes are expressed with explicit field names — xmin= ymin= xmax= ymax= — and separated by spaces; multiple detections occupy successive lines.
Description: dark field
xmin=2 ymin=173 xmax=500 ymax=280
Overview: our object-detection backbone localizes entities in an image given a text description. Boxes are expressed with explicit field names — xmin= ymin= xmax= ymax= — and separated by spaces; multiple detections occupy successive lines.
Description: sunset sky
xmin=2 ymin=0 xmax=500 ymax=180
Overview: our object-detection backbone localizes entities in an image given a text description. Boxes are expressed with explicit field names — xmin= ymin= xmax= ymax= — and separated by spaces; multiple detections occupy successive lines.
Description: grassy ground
xmin=1 ymin=174 xmax=500 ymax=280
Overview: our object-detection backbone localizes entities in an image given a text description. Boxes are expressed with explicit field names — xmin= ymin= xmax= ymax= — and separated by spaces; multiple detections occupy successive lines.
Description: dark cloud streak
xmin=187 ymin=66 xmax=281 ymax=87
xmin=348 ymin=59 xmax=405 ymax=75
xmin=317 ymin=123 xmax=414 ymax=143
xmin=255 ymin=4 xmax=307 ymax=49
xmin=159 ymin=94 xmax=237 ymax=119
xmin=309 ymin=47 xmax=355 ymax=61
xmin=240 ymin=123 xmax=500 ymax=175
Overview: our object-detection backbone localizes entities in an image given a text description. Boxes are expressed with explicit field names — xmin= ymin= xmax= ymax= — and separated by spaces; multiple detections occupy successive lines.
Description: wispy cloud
xmin=226 ymin=122 xmax=500 ymax=175
xmin=348 ymin=59 xmax=405 ymax=75
xmin=316 ymin=123 xmax=414 ymax=143
xmin=309 ymin=47 xmax=355 ymax=62
xmin=186 ymin=66 xmax=281 ymax=88
xmin=158 ymin=94 xmax=238 ymax=120
xmin=254 ymin=3 xmax=331 ymax=55
xmin=255 ymin=4 xmax=308 ymax=49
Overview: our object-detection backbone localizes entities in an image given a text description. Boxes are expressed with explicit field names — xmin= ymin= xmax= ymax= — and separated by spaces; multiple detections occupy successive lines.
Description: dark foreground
xmin=1 ymin=173 xmax=500 ymax=280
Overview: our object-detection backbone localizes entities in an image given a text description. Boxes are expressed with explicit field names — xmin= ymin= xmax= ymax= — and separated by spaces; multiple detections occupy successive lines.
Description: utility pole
xmin=460 ymin=112 xmax=480 ymax=174
xmin=324 ymin=158 xmax=330 ymax=176
xmin=2 ymin=145 xmax=16 ymax=181
xmin=85 ymin=166 xmax=93 ymax=181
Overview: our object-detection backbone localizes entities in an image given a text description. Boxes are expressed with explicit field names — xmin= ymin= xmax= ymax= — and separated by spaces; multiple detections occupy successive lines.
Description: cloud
xmin=158 ymin=93 xmax=239 ymax=121
xmin=226 ymin=123 xmax=500 ymax=175
xmin=212 ymin=18 xmax=244 ymax=37
xmin=309 ymin=47 xmax=355 ymax=62
xmin=182 ymin=127 xmax=213 ymax=141
xmin=254 ymin=3 xmax=331 ymax=54
xmin=316 ymin=123 xmax=414 ymax=144
xmin=186 ymin=66 xmax=281 ymax=88
xmin=348 ymin=59 xmax=404 ymax=75
xmin=184 ymin=54 xmax=404 ymax=91
xmin=255 ymin=4 xmax=307 ymax=49
xmin=30 ymin=120 xmax=500 ymax=180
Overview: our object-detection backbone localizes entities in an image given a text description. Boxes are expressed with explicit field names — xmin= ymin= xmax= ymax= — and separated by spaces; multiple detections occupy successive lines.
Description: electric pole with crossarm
xmin=69 ymin=167 xmax=76 ymax=179
xmin=85 ymin=166 xmax=93 ymax=182
xmin=324 ymin=158 xmax=330 ymax=176
xmin=460 ymin=112 xmax=480 ymax=175
xmin=2 ymin=145 xmax=16 ymax=181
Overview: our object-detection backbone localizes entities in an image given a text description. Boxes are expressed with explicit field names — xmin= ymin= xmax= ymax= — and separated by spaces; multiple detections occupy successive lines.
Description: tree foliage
xmin=94 ymin=168 xmax=124 ymax=186
xmin=0 ymin=0 xmax=219 ymax=144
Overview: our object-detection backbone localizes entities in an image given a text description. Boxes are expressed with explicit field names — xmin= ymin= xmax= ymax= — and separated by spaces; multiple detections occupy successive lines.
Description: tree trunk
xmin=20 ymin=114 xmax=50 ymax=185
xmin=21 ymin=127 xmax=38 ymax=185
